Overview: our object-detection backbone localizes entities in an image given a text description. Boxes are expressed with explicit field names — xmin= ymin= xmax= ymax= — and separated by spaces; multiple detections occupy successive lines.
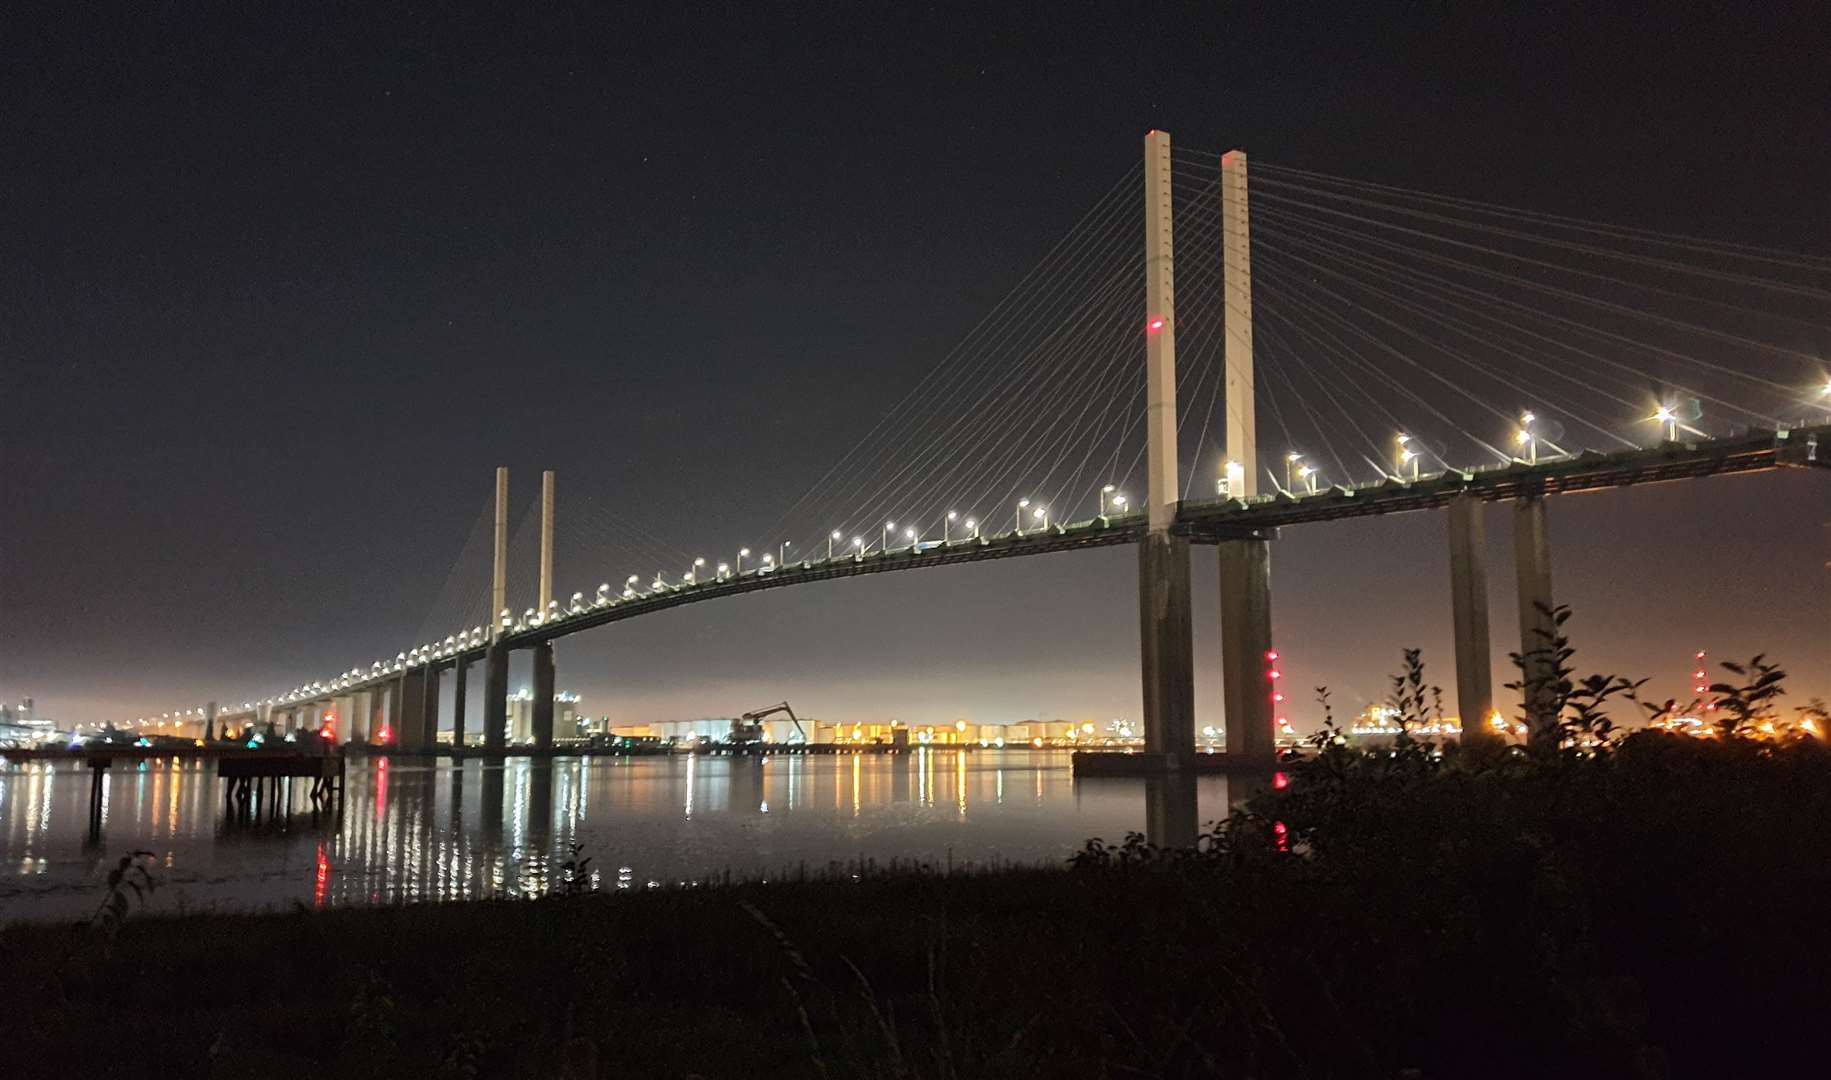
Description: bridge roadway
xmin=238 ymin=425 xmax=1825 ymax=719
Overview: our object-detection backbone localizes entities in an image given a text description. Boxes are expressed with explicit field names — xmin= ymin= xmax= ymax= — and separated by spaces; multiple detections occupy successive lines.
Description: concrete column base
xmin=531 ymin=643 xmax=556 ymax=749
xmin=1514 ymin=496 xmax=1557 ymax=733
xmin=397 ymin=670 xmax=428 ymax=752
xmin=1219 ymin=537 xmax=1276 ymax=766
xmin=484 ymin=642 xmax=509 ymax=752
xmin=451 ymin=660 xmax=469 ymax=752
xmin=1137 ymin=532 xmax=1196 ymax=768
xmin=1448 ymin=496 xmax=1500 ymax=749
xmin=384 ymin=677 xmax=404 ymax=747
xmin=420 ymin=665 xmax=442 ymax=750
xmin=368 ymin=688 xmax=387 ymax=745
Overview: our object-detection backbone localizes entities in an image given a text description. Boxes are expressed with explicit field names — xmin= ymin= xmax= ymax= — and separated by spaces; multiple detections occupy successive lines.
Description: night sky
xmin=5 ymin=3 xmax=1827 ymax=730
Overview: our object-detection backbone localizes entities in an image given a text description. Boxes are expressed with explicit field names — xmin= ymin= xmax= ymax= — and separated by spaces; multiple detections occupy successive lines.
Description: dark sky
xmin=4 ymin=2 xmax=1828 ymax=728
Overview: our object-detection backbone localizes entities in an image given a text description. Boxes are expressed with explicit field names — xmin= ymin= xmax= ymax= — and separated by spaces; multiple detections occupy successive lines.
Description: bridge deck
xmin=275 ymin=426 xmax=1823 ymax=708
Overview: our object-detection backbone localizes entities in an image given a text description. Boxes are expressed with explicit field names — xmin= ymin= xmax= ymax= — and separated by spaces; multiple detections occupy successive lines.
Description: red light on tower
xmin=1146 ymin=316 xmax=1166 ymax=334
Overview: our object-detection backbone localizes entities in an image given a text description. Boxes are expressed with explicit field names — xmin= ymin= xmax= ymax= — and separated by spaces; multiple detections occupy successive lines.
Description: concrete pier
xmin=1218 ymin=538 xmax=1275 ymax=766
xmin=1138 ymin=533 xmax=1195 ymax=769
xmin=451 ymin=659 xmax=468 ymax=751
xmin=397 ymin=669 xmax=428 ymax=752
xmin=386 ymin=677 xmax=403 ymax=744
xmin=420 ymin=665 xmax=442 ymax=749
xmin=1514 ymin=496 xmax=1558 ymax=732
xmin=531 ymin=643 xmax=555 ymax=749
xmin=367 ymin=688 xmax=385 ymax=745
xmin=484 ymin=642 xmax=509 ymax=752
xmin=1447 ymin=496 xmax=1498 ymax=747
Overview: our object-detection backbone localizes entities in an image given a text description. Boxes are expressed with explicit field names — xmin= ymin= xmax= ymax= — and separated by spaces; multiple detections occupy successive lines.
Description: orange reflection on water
xmin=314 ymin=841 xmax=330 ymax=909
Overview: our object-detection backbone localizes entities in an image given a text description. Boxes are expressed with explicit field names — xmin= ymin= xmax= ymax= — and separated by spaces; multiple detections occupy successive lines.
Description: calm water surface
xmin=0 ymin=752 xmax=1237 ymax=923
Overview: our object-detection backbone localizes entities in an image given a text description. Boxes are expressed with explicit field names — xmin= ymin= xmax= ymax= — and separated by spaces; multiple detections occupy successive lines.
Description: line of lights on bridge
xmin=150 ymin=384 xmax=1831 ymax=721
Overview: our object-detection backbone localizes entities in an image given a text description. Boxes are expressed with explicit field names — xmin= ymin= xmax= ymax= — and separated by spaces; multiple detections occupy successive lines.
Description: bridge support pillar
xmin=1219 ymin=537 xmax=1276 ymax=766
xmin=385 ymin=677 xmax=404 ymax=747
xmin=1144 ymin=770 xmax=1199 ymax=848
xmin=451 ymin=659 xmax=468 ymax=752
xmin=1447 ymin=497 xmax=1499 ymax=749
xmin=397 ymin=670 xmax=428 ymax=752
xmin=420 ymin=666 xmax=442 ymax=750
xmin=1138 ymin=533 xmax=1195 ymax=768
xmin=1513 ymin=496 xmax=1558 ymax=734
xmin=369 ymin=687 xmax=387 ymax=745
xmin=531 ymin=643 xmax=555 ymax=750
xmin=484 ymin=642 xmax=509 ymax=753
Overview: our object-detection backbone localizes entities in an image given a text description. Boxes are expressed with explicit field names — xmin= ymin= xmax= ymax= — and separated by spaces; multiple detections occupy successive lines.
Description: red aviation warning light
xmin=1268 ymin=648 xmax=1293 ymax=745
xmin=1146 ymin=316 xmax=1166 ymax=334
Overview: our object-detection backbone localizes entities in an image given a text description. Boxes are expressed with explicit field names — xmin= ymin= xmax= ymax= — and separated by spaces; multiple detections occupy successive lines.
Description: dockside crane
xmin=731 ymin=702 xmax=807 ymax=743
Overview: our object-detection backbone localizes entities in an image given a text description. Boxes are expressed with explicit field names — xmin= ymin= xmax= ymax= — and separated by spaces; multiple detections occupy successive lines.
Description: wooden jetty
xmin=219 ymin=747 xmax=347 ymax=823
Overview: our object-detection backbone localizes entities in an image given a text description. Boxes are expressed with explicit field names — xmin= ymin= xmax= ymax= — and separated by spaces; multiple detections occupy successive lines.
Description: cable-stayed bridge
xmin=157 ymin=132 xmax=1829 ymax=766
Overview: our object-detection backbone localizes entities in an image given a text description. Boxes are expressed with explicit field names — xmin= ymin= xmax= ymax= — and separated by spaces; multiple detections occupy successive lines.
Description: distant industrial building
xmin=607 ymin=716 xmax=1120 ymax=747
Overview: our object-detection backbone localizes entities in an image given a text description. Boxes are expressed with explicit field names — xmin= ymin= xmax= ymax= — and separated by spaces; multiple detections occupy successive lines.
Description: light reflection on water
xmin=0 ymin=751 xmax=1239 ymax=923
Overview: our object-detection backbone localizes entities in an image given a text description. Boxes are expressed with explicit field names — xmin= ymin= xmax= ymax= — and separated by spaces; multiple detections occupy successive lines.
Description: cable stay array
xmin=1166 ymin=148 xmax=1829 ymax=492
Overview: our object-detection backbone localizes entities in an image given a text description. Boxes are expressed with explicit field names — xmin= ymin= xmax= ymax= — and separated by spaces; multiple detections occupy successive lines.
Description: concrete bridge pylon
xmin=1137 ymin=129 xmax=1196 ymax=769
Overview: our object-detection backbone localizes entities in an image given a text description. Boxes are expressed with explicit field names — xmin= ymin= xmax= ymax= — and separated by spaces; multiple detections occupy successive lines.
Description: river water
xmin=0 ymin=752 xmax=1238 ymax=923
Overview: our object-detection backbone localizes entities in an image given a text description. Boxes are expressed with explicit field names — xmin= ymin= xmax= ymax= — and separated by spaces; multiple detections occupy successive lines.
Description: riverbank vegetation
xmin=4 ymin=643 xmax=1828 ymax=1078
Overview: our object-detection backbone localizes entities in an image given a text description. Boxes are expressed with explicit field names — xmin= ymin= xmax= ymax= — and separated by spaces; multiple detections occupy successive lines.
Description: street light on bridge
xmin=624 ymin=574 xmax=640 ymax=598
xmin=852 ymin=535 xmax=865 ymax=561
xmin=1218 ymin=459 xmax=1244 ymax=498
xmin=1515 ymin=411 xmax=1539 ymax=465
xmin=964 ymin=517 xmax=979 ymax=540
xmin=1396 ymin=434 xmax=1420 ymax=482
xmin=1284 ymin=451 xmax=1303 ymax=493
xmin=945 ymin=510 xmax=958 ymax=543
xmin=688 ymin=556 xmax=706 ymax=584
xmin=736 ymin=548 xmax=749 ymax=574
xmin=1653 ymin=404 xmax=1679 ymax=442
xmin=829 ymin=530 xmax=842 ymax=560
xmin=1031 ymin=505 xmax=1049 ymax=531
xmin=1099 ymin=483 xmax=1116 ymax=517
xmin=1016 ymin=498 xmax=1030 ymax=535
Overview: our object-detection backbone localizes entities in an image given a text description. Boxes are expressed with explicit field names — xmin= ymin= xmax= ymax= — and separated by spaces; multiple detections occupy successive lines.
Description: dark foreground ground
xmin=5 ymin=729 xmax=1829 ymax=1079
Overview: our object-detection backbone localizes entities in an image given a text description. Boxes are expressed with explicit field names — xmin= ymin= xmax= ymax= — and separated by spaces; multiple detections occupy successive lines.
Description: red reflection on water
xmin=1273 ymin=771 xmax=1290 ymax=790
xmin=313 ymin=842 xmax=330 ymax=909
xmin=374 ymin=758 xmax=389 ymax=820
xmin=1273 ymin=820 xmax=1289 ymax=853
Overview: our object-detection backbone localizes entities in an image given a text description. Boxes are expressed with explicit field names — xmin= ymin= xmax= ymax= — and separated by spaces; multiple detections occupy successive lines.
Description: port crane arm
xmin=739 ymin=702 xmax=805 ymax=742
